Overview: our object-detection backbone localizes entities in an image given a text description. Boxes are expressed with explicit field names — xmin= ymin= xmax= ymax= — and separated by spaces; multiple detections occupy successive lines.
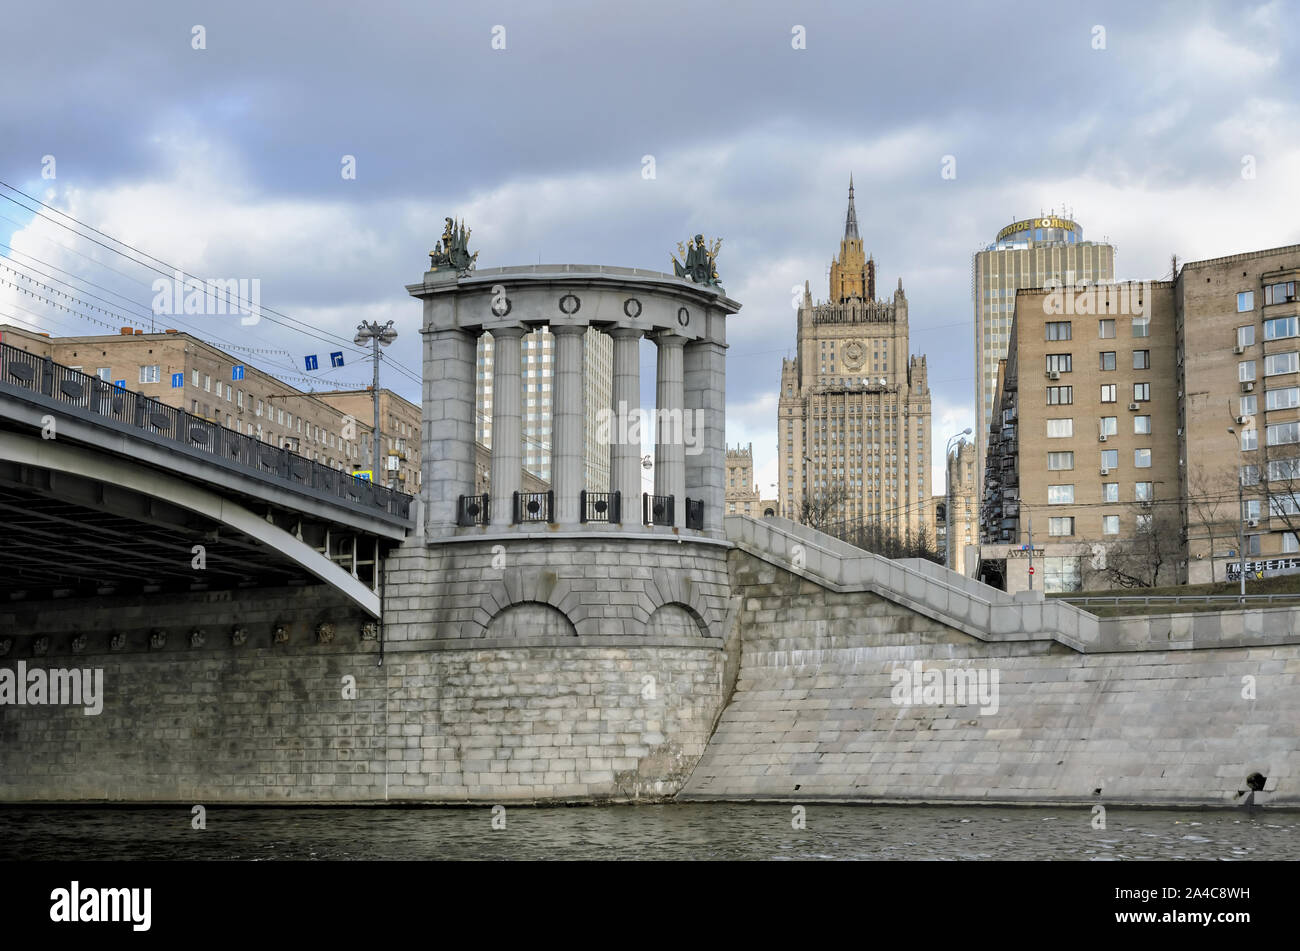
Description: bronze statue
xmin=430 ymin=217 xmax=479 ymax=273
xmin=671 ymin=234 xmax=722 ymax=286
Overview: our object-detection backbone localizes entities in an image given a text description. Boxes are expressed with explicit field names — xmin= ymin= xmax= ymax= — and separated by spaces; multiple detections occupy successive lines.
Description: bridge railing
xmin=0 ymin=342 xmax=413 ymax=521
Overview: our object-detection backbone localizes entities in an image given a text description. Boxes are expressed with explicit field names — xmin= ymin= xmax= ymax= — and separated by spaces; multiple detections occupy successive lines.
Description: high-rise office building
xmin=778 ymin=179 xmax=932 ymax=539
xmin=973 ymin=215 xmax=1115 ymax=490
xmin=475 ymin=326 xmax=612 ymax=490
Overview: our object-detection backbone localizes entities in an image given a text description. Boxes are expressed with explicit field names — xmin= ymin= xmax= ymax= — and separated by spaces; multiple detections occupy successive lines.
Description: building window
xmin=98 ymin=368 xmax=112 ymax=381
xmin=1134 ymin=448 xmax=1152 ymax=468
xmin=1046 ymin=321 xmax=1072 ymax=341
xmin=1284 ymin=533 xmax=1300 ymax=554
xmin=237 ymin=390 xmax=244 ymax=409
xmin=1098 ymin=319 xmax=1116 ymax=339
xmin=1264 ymin=282 xmax=1297 ymax=305
xmin=1264 ymin=316 xmax=1298 ymax=340
xmin=1099 ymin=351 xmax=1116 ymax=371
xmin=1102 ymin=482 xmax=1119 ymax=502
xmin=1241 ymin=395 xmax=1257 ymax=416
xmin=203 ymin=374 xmax=211 ymax=392
xmin=1134 ymin=415 xmax=1151 ymax=434
xmin=1246 ymin=534 xmax=1263 ymax=556
xmin=1242 ymin=427 xmax=1258 ymax=451
xmin=1048 ymin=484 xmax=1075 ymax=504
xmin=138 ymin=365 xmax=160 ymax=384
xmin=1102 ymin=515 xmax=1120 ymax=535
xmin=1241 ymin=464 xmax=1260 ymax=486
xmin=1048 ymin=451 xmax=1075 ymax=471
xmin=1133 ymin=350 xmax=1150 ymax=370
xmin=1267 ymin=421 xmax=1300 ymax=446
xmin=1047 ymin=386 xmax=1073 ymax=405
xmin=1100 ymin=384 xmax=1117 ymax=403
xmin=1239 ymin=360 xmax=1257 ymax=382
xmin=1046 ymin=418 xmax=1073 ymax=438
xmin=1266 ymin=387 xmax=1300 ymax=411
xmin=1046 ymin=353 xmax=1072 ymax=373
xmin=1100 ymin=416 xmax=1117 ymax=436
xmin=1101 ymin=449 xmax=1118 ymax=470
xmin=1132 ymin=317 xmax=1150 ymax=338
xmin=1134 ymin=382 xmax=1151 ymax=401
xmin=1238 ymin=290 xmax=1255 ymax=312
xmin=1264 ymin=352 xmax=1299 ymax=376
xmin=1245 ymin=499 xmax=1262 ymax=521
xmin=1048 ymin=517 xmax=1074 ymax=537
xmin=1238 ymin=325 xmax=1256 ymax=348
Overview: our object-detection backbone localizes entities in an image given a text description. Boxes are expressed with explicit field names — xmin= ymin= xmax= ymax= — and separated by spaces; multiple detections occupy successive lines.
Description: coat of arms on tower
xmin=671 ymin=234 xmax=723 ymax=287
xmin=429 ymin=217 xmax=479 ymax=274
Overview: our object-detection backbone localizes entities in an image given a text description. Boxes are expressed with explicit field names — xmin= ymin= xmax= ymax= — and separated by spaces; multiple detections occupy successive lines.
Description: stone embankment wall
xmin=0 ymin=536 xmax=731 ymax=803
xmin=680 ymin=517 xmax=1300 ymax=807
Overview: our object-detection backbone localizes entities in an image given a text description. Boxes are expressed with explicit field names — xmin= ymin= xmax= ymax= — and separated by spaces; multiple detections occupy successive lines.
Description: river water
xmin=2 ymin=803 xmax=1297 ymax=860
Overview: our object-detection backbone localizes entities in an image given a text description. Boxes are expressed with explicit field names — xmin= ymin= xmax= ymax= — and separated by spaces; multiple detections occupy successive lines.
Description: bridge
xmin=0 ymin=342 xmax=414 ymax=618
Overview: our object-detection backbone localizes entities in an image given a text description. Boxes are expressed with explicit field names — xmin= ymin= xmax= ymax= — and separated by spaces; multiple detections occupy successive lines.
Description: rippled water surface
xmin=4 ymin=804 xmax=1298 ymax=860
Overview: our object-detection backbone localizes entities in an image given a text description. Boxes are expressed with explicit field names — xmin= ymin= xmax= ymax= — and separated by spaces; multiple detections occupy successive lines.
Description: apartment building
xmin=1178 ymin=245 xmax=1300 ymax=583
xmin=980 ymin=242 xmax=1300 ymax=592
xmin=313 ymin=388 xmax=421 ymax=490
xmin=973 ymin=215 xmax=1115 ymax=486
xmin=980 ymin=281 xmax=1179 ymax=591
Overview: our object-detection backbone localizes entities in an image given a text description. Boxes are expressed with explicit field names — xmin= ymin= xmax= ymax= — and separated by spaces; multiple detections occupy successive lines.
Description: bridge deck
xmin=0 ymin=342 xmax=414 ymax=535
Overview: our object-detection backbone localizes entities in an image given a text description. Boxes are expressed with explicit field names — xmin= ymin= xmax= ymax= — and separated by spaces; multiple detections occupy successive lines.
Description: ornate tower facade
xmin=828 ymin=176 xmax=876 ymax=303
xmin=778 ymin=180 xmax=932 ymax=544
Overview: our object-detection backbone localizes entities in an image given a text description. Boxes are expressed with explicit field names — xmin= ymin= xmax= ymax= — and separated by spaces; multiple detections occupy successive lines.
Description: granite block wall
xmin=680 ymin=548 xmax=1300 ymax=806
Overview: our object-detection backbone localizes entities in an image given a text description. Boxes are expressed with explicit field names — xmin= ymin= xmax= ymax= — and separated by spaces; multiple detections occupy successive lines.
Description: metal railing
xmin=580 ymin=489 xmax=620 ymax=524
xmin=643 ymin=492 xmax=674 ymax=527
xmin=684 ymin=496 xmax=704 ymax=530
xmin=456 ymin=493 xmax=490 ymax=526
xmin=1056 ymin=593 xmax=1300 ymax=608
xmin=513 ymin=489 xmax=553 ymax=524
xmin=0 ymin=342 xmax=413 ymax=520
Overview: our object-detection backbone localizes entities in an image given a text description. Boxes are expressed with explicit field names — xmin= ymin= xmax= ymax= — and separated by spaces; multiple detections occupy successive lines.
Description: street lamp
xmin=355 ymin=320 xmax=398 ymax=485
xmin=945 ymin=428 xmax=973 ymax=570
xmin=1226 ymin=426 xmax=1247 ymax=601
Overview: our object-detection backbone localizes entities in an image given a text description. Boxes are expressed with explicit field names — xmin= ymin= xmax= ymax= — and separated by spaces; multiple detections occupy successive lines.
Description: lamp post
xmin=354 ymin=320 xmax=397 ymax=485
xmin=945 ymin=428 xmax=973 ymax=570
xmin=1227 ymin=426 xmax=1247 ymax=601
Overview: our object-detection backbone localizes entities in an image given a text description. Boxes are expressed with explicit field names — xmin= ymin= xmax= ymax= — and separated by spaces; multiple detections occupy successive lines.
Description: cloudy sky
xmin=2 ymin=0 xmax=1298 ymax=492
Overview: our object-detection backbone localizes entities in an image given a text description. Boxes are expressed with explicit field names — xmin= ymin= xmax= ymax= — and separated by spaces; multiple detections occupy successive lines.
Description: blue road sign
xmin=304 ymin=355 xmax=319 ymax=371
xmin=330 ymin=351 xmax=344 ymax=367
xmin=171 ymin=373 xmax=184 ymax=388
xmin=113 ymin=379 xmax=126 ymax=389
xmin=232 ymin=365 xmax=245 ymax=380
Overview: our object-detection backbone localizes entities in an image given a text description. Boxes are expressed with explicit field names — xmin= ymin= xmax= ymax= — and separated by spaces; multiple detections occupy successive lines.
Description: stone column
xmin=684 ymin=331 xmax=726 ymax=537
xmin=550 ymin=324 xmax=587 ymax=525
xmin=653 ymin=332 xmax=687 ymax=528
xmin=422 ymin=326 xmax=479 ymax=535
xmin=489 ymin=326 xmax=525 ymax=527
xmin=608 ymin=327 xmax=643 ymax=524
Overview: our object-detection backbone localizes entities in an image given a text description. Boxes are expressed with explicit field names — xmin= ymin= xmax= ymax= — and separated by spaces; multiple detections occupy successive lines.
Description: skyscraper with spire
xmin=777 ymin=179 xmax=932 ymax=544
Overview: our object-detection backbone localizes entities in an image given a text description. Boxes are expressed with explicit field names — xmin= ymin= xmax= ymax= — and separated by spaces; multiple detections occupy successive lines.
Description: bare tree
xmin=1185 ymin=462 xmax=1237 ymax=582
xmin=1099 ymin=501 xmax=1183 ymax=588
xmin=799 ymin=481 xmax=851 ymax=532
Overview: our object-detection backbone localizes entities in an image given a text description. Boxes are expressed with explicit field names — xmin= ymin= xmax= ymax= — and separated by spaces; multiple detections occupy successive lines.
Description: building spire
xmin=844 ymin=174 xmax=859 ymax=240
